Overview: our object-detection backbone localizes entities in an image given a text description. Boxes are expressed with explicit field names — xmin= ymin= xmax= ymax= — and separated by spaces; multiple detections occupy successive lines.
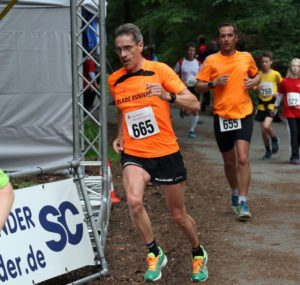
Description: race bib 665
xmin=125 ymin=106 xmax=160 ymax=139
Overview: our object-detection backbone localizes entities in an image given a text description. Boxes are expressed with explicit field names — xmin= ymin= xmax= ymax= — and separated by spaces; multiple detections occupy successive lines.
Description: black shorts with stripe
xmin=121 ymin=151 xmax=187 ymax=185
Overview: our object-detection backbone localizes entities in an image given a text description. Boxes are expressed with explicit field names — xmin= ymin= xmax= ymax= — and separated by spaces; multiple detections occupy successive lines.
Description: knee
xmin=224 ymin=158 xmax=235 ymax=170
xmin=238 ymin=155 xmax=249 ymax=167
xmin=127 ymin=194 xmax=143 ymax=217
xmin=170 ymin=209 xmax=186 ymax=227
xmin=261 ymin=125 xmax=267 ymax=133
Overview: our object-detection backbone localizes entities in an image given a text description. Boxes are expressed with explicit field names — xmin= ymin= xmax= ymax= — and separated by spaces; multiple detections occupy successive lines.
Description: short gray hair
xmin=114 ymin=23 xmax=143 ymax=44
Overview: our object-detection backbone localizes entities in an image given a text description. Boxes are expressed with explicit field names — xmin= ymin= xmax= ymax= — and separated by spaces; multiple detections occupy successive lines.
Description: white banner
xmin=0 ymin=179 xmax=95 ymax=284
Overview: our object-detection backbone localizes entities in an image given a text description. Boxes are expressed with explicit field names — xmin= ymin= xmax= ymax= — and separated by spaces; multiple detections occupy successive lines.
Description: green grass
xmin=11 ymin=179 xmax=38 ymax=189
xmin=85 ymin=118 xmax=120 ymax=163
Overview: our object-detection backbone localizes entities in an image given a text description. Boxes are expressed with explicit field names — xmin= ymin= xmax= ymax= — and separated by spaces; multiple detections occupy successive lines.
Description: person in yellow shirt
xmin=254 ymin=51 xmax=282 ymax=160
xmin=0 ymin=169 xmax=14 ymax=231
xmin=196 ymin=22 xmax=261 ymax=221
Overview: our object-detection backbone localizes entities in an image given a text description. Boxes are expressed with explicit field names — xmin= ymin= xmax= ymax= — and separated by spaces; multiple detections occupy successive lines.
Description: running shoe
xmin=191 ymin=245 xmax=208 ymax=282
xmin=290 ymin=159 xmax=299 ymax=165
xmin=144 ymin=247 xmax=167 ymax=282
xmin=236 ymin=201 xmax=252 ymax=221
xmin=179 ymin=109 xmax=185 ymax=119
xmin=272 ymin=137 xmax=280 ymax=154
xmin=231 ymin=195 xmax=239 ymax=215
xmin=189 ymin=131 xmax=197 ymax=138
xmin=262 ymin=150 xmax=272 ymax=160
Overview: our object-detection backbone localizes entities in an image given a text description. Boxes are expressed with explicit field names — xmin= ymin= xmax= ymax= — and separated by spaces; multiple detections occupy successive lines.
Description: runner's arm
xmin=0 ymin=181 xmax=14 ymax=231
xmin=112 ymin=109 xmax=124 ymax=153
xmin=195 ymin=75 xmax=230 ymax=93
xmin=146 ymin=83 xmax=200 ymax=112
xmin=274 ymin=93 xmax=283 ymax=108
xmin=244 ymin=72 xmax=261 ymax=90
xmin=175 ymin=88 xmax=200 ymax=112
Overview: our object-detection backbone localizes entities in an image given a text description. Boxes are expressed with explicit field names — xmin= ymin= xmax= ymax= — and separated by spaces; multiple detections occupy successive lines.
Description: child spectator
xmin=275 ymin=58 xmax=300 ymax=165
xmin=254 ymin=51 xmax=282 ymax=160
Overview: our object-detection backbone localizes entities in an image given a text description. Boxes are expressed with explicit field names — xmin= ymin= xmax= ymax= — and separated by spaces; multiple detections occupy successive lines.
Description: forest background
xmin=105 ymin=0 xmax=300 ymax=76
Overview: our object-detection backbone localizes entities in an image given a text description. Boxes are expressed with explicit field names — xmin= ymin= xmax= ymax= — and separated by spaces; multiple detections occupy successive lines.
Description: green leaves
xmin=106 ymin=0 xmax=300 ymax=73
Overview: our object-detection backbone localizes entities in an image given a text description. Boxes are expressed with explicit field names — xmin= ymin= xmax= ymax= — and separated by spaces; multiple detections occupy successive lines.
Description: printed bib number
xmin=187 ymin=76 xmax=197 ymax=87
xmin=287 ymin=92 xmax=300 ymax=106
xmin=261 ymin=82 xmax=273 ymax=97
xmin=125 ymin=106 xmax=160 ymax=139
xmin=219 ymin=116 xmax=241 ymax=132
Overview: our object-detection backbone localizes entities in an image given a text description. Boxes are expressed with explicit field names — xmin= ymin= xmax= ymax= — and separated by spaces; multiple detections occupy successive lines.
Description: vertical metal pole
xmin=76 ymin=166 xmax=108 ymax=274
xmin=70 ymin=0 xmax=80 ymax=161
xmin=99 ymin=0 xmax=109 ymax=208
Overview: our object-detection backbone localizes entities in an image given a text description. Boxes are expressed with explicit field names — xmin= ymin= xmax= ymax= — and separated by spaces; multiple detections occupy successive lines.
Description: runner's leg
xmin=260 ymin=121 xmax=270 ymax=148
xmin=263 ymin=116 xmax=275 ymax=138
xmin=162 ymin=182 xmax=199 ymax=248
xmin=123 ymin=165 xmax=153 ymax=244
xmin=235 ymin=139 xmax=251 ymax=197
xmin=221 ymin=147 xmax=238 ymax=191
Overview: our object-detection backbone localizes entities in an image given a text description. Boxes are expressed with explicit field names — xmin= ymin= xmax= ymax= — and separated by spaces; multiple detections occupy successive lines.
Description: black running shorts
xmin=121 ymin=151 xmax=187 ymax=185
xmin=214 ymin=114 xmax=253 ymax=153
xmin=255 ymin=109 xmax=272 ymax=122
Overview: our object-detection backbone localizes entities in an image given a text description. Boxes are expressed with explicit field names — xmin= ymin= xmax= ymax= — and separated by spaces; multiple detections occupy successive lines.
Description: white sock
xmin=238 ymin=195 xmax=247 ymax=204
xmin=232 ymin=188 xmax=238 ymax=196
xmin=190 ymin=115 xmax=199 ymax=132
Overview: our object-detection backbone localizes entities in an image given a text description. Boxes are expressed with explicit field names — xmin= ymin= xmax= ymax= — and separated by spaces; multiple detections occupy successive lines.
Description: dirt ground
xmin=42 ymin=106 xmax=300 ymax=285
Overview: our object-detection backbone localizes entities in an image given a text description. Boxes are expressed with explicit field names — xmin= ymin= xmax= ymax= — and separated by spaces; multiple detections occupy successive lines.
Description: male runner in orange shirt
xmin=108 ymin=23 xmax=208 ymax=282
xmin=196 ymin=22 xmax=261 ymax=221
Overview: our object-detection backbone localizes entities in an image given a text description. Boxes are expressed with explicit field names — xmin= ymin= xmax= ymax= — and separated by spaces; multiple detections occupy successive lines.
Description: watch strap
xmin=169 ymin=92 xmax=176 ymax=103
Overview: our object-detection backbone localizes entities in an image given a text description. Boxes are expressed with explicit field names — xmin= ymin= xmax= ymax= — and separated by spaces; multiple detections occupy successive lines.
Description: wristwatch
xmin=169 ymin=92 xmax=176 ymax=103
xmin=208 ymin=81 xmax=214 ymax=89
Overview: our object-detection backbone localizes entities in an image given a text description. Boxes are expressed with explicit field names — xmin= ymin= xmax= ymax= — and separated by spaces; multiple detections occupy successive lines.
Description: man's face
xmin=218 ymin=26 xmax=238 ymax=53
xmin=261 ymin=56 xmax=272 ymax=72
xmin=114 ymin=34 xmax=143 ymax=73
xmin=186 ymin=46 xmax=196 ymax=60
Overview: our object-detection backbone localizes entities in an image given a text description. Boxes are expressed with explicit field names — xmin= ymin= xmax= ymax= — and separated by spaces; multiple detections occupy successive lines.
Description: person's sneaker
xmin=262 ymin=150 xmax=272 ymax=160
xmin=191 ymin=246 xmax=208 ymax=282
xmin=144 ymin=247 xmax=167 ymax=282
xmin=272 ymin=137 xmax=280 ymax=154
xmin=231 ymin=195 xmax=239 ymax=215
xmin=290 ymin=159 xmax=299 ymax=165
xmin=179 ymin=108 xmax=185 ymax=119
xmin=236 ymin=201 xmax=252 ymax=221
xmin=189 ymin=131 xmax=197 ymax=138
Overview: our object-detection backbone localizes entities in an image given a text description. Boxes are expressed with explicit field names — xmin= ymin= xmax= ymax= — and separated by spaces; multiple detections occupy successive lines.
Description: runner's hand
xmin=244 ymin=77 xmax=255 ymax=90
xmin=270 ymin=108 xmax=277 ymax=118
xmin=214 ymin=74 xmax=229 ymax=87
xmin=113 ymin=137 xmax=123 ymax=153
xmin=146 ymin=83 xmax=169 ymax=101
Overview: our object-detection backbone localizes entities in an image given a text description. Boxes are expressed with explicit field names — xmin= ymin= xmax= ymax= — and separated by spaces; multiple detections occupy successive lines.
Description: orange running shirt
xmin=108 ymin=60 xmax=186 ymax=158
xmin=196 ymin=51 xmax=258 ymax=119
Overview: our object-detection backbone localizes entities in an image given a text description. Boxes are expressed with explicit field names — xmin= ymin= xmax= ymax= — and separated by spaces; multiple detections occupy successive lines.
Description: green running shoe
xmin=237 ymin=201 xmax=252 ymax=221
xmin=191 ymin=246 xmax=208 ymax=282
xmin=144 ymin=247 xmax=167 ymax=282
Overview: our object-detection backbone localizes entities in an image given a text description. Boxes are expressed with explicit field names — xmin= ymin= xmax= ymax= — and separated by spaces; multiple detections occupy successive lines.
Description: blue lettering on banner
xmin=0 ymin=245 xmax=46 ymax=282
xmin=39 ymin=201 xmax=84 ymax=252
xmin=1 ymin=206 xmax=35 ymax=237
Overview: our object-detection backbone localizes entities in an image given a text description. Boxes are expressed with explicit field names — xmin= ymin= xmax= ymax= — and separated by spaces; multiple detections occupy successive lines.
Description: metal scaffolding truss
xmin=6 ymin=0 xmax=111 ymax=284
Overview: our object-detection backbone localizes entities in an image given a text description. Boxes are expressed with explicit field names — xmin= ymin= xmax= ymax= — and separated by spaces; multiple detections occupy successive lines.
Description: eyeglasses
xmin=114 ymin=45 xmax=135 ymax=55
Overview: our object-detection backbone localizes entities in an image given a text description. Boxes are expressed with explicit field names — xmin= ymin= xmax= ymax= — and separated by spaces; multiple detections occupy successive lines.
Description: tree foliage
xmin=106 ymin=0 xmax=300 ymax=74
